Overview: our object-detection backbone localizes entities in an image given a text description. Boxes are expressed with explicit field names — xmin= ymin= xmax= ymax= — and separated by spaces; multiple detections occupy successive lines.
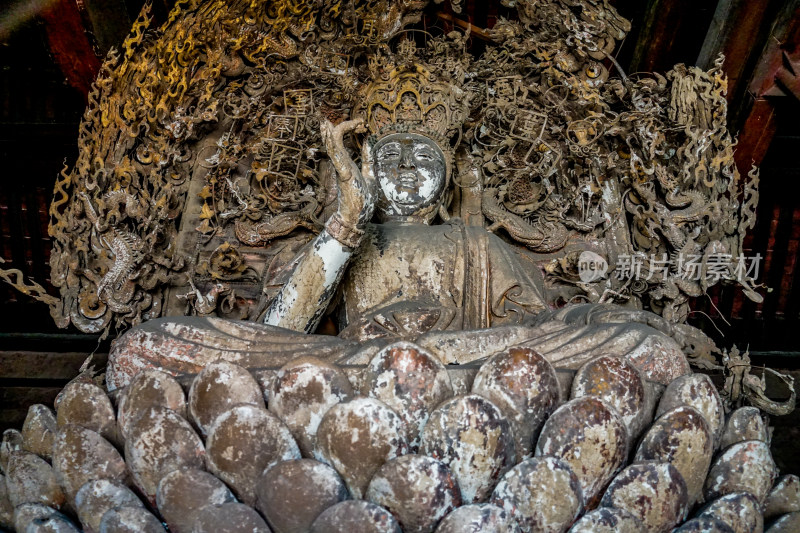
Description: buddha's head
xmin=357 ymin=62 xmax=470 ymax=224
xmin=372 ymin=132 xmax=447 ymax=222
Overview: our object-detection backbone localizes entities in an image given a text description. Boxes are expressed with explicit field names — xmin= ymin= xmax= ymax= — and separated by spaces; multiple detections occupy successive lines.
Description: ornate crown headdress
xmin=355 ymin=58 xmax=471 ymax=154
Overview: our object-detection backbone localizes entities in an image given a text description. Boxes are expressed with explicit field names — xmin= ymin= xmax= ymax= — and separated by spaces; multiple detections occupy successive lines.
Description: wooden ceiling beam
xmin=38 ymin=0 xmax=133 ymax=99
xmin=39 ymin=0 xmax=101 ymax=98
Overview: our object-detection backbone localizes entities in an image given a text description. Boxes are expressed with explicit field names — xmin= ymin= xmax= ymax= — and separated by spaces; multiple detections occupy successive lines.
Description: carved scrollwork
xmin=0 ymin=0 xmax=759 ymax=336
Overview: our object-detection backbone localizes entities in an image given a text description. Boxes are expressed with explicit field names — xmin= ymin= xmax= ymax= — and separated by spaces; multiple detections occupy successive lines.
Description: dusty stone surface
xmin=13 ymin=503 xmax=59 ymax=532
xmin=656 ymin=373 xmax=725 ymax=447
xmin=698 ymin=492 xmax=764 ymax=533
xmin=634 ymin=405 xmax=713 ymax=505
xmin=366 ymin=454 xmax=461 ymax=533
xmin=433 ymin=503 xmax=520 ymax=533
xmin=765 ymin=475 xmax=800 ymax=519
xmin=125 ymin=406 xmax=205 ymax=504
xmin=256 ymin=459 xmax=348 ymax=533
xmin=674 ymin=517 xmax=736 ymax=533
xmin=719 ymin=407 xmax=769 ymax=451
xmin=600 ymin=461 xmax=689 ymax=533
xmin=310 ymin=500 xmax=402 ymax=533
xmin=26 ymin=512 xmax=82 ymax=532
xmin=189 ymin=361 xmax=264 ymax=437
xmin=75 ymin=479 xmax=144 ymax=533
xmin=704 ymin=440 xmax=777 ymax=503
xmin=1 ymin=429 xmax=23 ymax=473
xmin=99 ymin=505 xmax=166 ymax=533
xmin=420 ymin=394 xmax=515 ymax=504
xmin=117 ymin=370 xmax=187 ymax=440
xmin=56 ymin=381 xmax=119 ymax=446
xmin=362 ymin=342 xmax=454 ymax=451
xmin=190 ymin=502 xmax=272 ymax=533
xmin=620 ymin=329 xmax=692 ymax=385
xmin=471 ymin=347 xmax=560 ymax=460
xmin=269 ymin=357 xmax=354 ymax=458
xmin=568 ymin=507 xmax=646 ymax=533
xmin=766 ymin=512 xmax=800 ymax=532
xmin=0 ymin=474 xmax=13 ymax=529
xmin=5 ymin=451 xmax=65 ymax=509
xmin=206 ymin=404 xmax=300 ymax=505
xmin=535 ymin=396 xmax=627 ymax=506
xmin=156 ymin=468 xmax=236 ymax=533
xmin=490 ymin=456 xmax=583 ymax=533
xmin=52 ymin=425 xmax=128 ymax=504
xmin=21 ymin=404 xmax=58 ymax=461
xmin=571 ymin=355 xmax=651 ymax=440
xmin=316 ymin=397 xmax=408 ymax=499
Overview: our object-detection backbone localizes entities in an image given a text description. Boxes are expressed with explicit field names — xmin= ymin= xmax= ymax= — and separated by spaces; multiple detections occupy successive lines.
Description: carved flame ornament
xmin=3 ymin=0 xmax=759 ymax=340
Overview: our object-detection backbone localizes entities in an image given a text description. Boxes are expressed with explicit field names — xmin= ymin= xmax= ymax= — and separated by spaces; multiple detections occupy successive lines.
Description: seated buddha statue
xmin=107 ymin=65 xmax=700 ymax=390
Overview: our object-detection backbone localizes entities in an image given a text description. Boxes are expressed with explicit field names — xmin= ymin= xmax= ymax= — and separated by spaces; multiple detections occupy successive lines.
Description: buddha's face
xmin=373 ymin=133 xmax=447 ymax=219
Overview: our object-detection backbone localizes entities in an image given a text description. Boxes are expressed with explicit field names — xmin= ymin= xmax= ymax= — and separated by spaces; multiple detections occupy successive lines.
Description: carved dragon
xmin=234 ymin=198 xmax=323 ymax=246
xmin=78 ymin=193 xmax=144 ymax=314
xmin=482 ymin=187 xmax=572 ymax=252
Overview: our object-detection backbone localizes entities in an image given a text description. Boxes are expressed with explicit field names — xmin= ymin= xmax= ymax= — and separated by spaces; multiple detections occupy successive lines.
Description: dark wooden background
xmin=1 ymin=0 xmax=799 ymax=430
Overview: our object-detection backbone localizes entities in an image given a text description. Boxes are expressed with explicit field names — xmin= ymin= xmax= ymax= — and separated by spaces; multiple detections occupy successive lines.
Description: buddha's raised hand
xmin=321 ymin=118 xmax=376 ymax=237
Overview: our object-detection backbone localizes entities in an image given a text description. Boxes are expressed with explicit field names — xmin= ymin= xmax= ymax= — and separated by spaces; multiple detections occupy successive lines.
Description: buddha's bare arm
xmin=263 ymin=119 xmax=375 ymax=332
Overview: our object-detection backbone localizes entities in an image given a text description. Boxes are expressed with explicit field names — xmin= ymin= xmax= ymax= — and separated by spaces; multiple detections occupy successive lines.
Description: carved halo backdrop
xmin=4 ymin=0 xmax=757 ymax=354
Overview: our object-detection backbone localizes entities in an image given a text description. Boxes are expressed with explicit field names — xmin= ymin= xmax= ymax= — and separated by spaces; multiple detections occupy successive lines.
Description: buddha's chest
xmin=341 ymin=223 xmax=466 ymax=317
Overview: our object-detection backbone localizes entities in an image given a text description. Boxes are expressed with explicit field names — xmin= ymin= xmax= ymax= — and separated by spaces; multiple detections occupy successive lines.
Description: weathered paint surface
xmin=21 ymin=405 xmax=58 ymax=461
xmin=0 ymin=429 xmax=23 ymax=474
xmin=535 ymin=396 xmax=628 ymax=506
xmin=719 ymin=407 xmax=769 ymax=451
xmin=634 ymin=405 xmax=714 ymax=506
xmin=206 ymin=404 xmax=300 ymax=506
xmin=264 ymin=230 xmax=352 ymax=333
xmin=656 ymin=373 xmax=725 ymax=448
xmin=5 ymin=451 xmax=65 ymax=510
xmin=434 ymin=503 xmax=521 ymax=533
xmin=256 ymin=459 xmax=348 ymax=533
xmin=571 ymin=355 xmax=651 ymax=441
xmin=98 ymin=506 xmax=166 ymax=533
xmin=25 ymin=512 xmax=82 ymax=531
xmin=472 ymin=347 xmax=560 ymax=460
xmin=569 ymin=507 xmax=646 ymax=533
xmin=363 ymin=342 xmax=454 ymax=451
xmin=0 ymin=475 xmax=12 ymax=530
xmin=52 ymin=425 xmax=128 ymax=504
xmin=490 ymin=456 xmax=583 ymax=533
xmin=156 ymin=468 xmax=236 ymax=533
xmin=316 ymin=397 xmax=409 ymax=499
xmin=704 ymin=440 xmax=777 ymax=504
xmin=373 ymin=133 xmax=447 ymax=219
xmin=56 ymin=382 xmax=119 ymax=446
xmin=190 ymin=502 xmax=271 ymax=533
xmin=188 ymin=361 xmax=264 ymax=437
xmin=116 ymin=370 xmax=186 ymax=441
xmin=600 ymin=461 xmax=689 ymax=533
xmin=765 ymin=512 xmax=800 ymax=532
xmin=74 ymin=480 xmax=144 ymax=533
xmin=674 ymin=517 xmax=736 ymax=532
xmin=13 ymin=503 xmax=67 ymax=533
xmin=269 ymin=357 xmax=354 ymax=458
xmin=125 ymin=407 xmax=206 ymax=505
xmin=698 ymin=492 xmax=764 ymax=533
xmin=765 ymin=475 xmax=800 ymax=520
xmin=420 ymin=394 xmax=515 ymax=504
xmin=366 ymin=454 xmax=461 ymax=533
xmin=1 ymin=355 xmax=788 ymax=533
xmin=310 ymin=500 xmax=402 ymax=533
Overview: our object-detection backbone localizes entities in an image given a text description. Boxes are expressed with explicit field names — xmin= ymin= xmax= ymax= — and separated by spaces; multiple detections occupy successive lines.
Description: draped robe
xmin=107 ymin=220 xmax=692 ymax=389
